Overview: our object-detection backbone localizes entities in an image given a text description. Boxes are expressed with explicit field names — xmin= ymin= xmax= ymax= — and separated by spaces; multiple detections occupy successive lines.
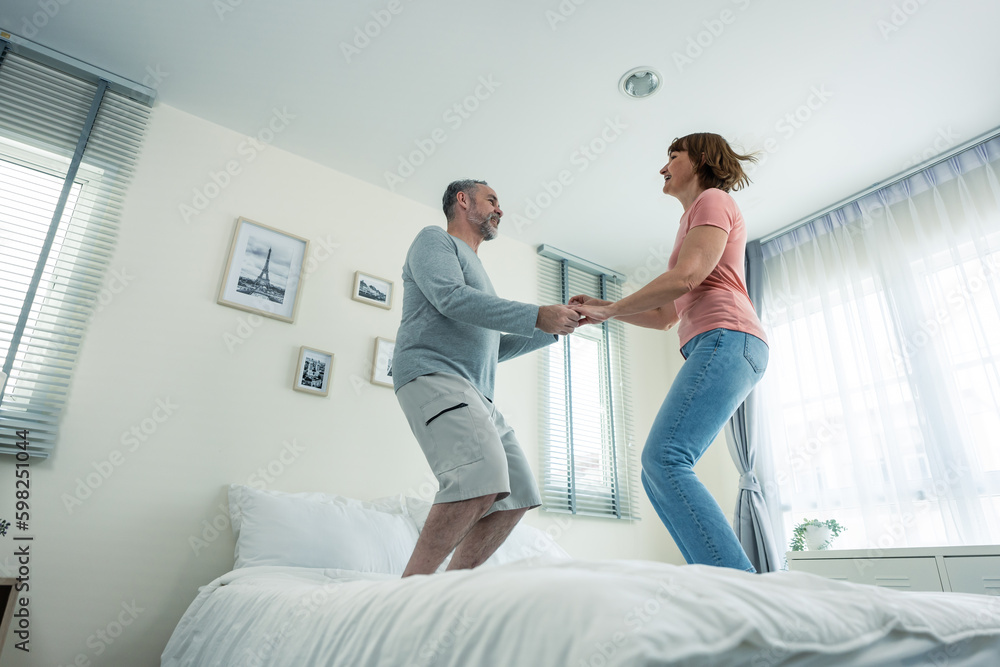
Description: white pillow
xmin=400 ymin=496 xmax=571 ymax=568
xmin=228 ymin=486 xmax=419 ymax=574
xmin=487 ymin=522 xmax=572 ymax=566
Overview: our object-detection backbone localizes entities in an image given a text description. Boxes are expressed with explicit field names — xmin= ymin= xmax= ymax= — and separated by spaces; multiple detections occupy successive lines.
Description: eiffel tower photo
xmin=237 ymin=245 xmax=286 ymax=303
xmin=254 ymin=248 xmax=273 ymax=291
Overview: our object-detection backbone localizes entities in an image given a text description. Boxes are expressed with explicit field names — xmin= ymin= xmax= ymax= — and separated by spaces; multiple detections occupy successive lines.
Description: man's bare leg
xmin=401 ymin=493 xmax=498 ymax=577
xmin=447 ymin=506 xmax=529 ymax=571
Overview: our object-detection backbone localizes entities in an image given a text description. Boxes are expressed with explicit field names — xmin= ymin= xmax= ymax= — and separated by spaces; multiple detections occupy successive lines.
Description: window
xmin=0 ymin=39 xmax=152 ymax=457
xmin=537 ymin=248 xmax=639 ymax=519
xmin=757 ymin=135 xmax=1000 ymax=549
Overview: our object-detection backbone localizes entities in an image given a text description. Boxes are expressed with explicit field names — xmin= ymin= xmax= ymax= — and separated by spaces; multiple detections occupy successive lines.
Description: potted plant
xmin=789 ymin=518 xmax=846 ymax=551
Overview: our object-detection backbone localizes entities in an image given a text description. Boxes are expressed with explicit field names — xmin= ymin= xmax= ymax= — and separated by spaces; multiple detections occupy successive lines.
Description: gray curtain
xmin=724 ymin=239 xmax=783 ymax=573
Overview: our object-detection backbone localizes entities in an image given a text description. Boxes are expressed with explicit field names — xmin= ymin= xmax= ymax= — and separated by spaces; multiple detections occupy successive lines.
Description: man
xmin=393 ymin=179 xmax=581 ymax=577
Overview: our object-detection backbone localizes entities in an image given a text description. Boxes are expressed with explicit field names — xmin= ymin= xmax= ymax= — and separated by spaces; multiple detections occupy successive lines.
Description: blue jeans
xmin=641 ymin=328 xmax=768 ymax=572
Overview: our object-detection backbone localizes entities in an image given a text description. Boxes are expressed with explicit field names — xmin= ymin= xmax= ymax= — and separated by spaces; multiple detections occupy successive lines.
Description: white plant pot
xmin=802 ymin=525 xmax=834 ymax=550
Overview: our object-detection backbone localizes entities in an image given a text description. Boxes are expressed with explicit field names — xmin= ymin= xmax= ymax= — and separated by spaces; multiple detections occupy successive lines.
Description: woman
xmin=571 ymin=132 xmax=767 ymax=572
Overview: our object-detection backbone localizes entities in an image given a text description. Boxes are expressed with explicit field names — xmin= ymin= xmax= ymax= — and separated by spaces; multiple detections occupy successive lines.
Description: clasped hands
xmin=536 ymin=295 xmax=615 ymax=335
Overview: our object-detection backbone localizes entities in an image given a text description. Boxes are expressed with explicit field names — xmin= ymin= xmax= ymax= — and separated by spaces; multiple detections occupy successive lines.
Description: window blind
xmin=537 ymin=251 xmax=639 ymax=520
xmin=0 ymin=42 xmax=152 ymax=457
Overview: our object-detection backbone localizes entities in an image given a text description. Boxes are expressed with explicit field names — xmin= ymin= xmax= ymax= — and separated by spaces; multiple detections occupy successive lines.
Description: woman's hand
xmin=568 ymin=294 xmax=612 ymax=308
xmin=568 ymin=294 xmax=615 ymax=325
xmin=573 ymin=304 xmax=614 ymax=326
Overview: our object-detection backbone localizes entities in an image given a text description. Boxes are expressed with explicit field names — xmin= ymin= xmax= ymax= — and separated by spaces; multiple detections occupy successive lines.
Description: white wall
xmin=0 ymin=104 xmax=740 ymax=666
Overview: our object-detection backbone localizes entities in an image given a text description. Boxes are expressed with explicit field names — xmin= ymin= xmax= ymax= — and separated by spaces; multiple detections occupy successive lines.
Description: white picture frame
xmin=371 ymin=337 xmax=395 ymax=388
xmin=352 ymin=271 xmax=394 ymax=310
xmin=218 ymin=217 xmax=309 ymax=323
xmin=293 ymin=346 xmax=333 ymax=397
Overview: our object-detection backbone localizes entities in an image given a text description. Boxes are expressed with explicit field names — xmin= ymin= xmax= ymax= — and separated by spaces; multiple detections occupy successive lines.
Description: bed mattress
xmin=162 ymin=558 xmax=1000 ymax=666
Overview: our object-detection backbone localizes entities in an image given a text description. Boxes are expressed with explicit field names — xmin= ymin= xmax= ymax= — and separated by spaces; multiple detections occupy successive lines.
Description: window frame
xmin=536 ymin=247 xmax=638 ymax=520
xmin=0 ymin=34 xmax=154 ymax=458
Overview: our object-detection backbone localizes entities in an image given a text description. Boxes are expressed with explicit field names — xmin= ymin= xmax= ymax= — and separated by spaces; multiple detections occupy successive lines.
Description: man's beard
xmin=474 ymin=211 xmax=500 ymax=241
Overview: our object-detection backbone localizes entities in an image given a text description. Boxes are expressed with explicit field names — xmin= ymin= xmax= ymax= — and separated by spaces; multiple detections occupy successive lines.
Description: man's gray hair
xmin=442 ymin=179 xmax=488 ymax=220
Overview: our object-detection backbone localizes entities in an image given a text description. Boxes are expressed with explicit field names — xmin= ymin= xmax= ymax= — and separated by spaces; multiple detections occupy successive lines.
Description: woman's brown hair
xmin=667 ymin=133 xmax=758 ymax=193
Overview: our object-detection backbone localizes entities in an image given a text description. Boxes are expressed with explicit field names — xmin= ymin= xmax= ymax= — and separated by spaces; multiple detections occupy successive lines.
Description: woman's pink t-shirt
xmin=669 ymin=188 xmax=767 ymax=349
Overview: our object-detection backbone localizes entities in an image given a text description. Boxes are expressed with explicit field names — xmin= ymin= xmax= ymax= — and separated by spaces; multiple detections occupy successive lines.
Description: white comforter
xmin=162 ymin=558 xmax=1000 ymax=666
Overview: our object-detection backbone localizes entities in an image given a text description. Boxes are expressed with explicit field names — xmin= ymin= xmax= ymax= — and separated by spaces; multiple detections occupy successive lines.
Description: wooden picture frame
xmin=0 ymin=577 xmax=18 ymax=657
xmin=218 ymin=217 xmax=309 ymax=323
xmin=352 ymin=271 xmax=394 ymax=310
xmin=371 ymin=337 xmax=395 ymax=388
xmin=292 ymin=346 xmax=333 ymax=397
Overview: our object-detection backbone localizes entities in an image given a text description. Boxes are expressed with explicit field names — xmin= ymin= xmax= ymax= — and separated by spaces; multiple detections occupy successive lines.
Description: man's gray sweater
xmin=392 ymin=226 xmax=557 ymax=400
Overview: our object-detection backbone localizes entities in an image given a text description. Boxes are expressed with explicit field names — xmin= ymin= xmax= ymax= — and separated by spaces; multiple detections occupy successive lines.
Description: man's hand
xmin=536 ymin=305 xmax=582 ymax=335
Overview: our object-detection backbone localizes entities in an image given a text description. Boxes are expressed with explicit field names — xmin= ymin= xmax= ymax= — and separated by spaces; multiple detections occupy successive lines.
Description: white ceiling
xmin=3 ymin=0 xmax=998 ymax=275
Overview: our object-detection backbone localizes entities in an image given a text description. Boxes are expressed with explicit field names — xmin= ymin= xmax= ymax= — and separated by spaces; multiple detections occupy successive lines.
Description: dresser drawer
xmin=866 ymin=557 xmax=944 ymax=591
xmin=789 ymin=556 xmax=944 ymax=591
xmin=944 ymin=556 xmax=1000 ymax=596
xmin=788 ymin=557 xmax=865 ymax=584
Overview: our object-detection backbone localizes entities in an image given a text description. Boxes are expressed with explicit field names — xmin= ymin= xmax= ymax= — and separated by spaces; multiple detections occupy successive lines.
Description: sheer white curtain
xmin=758 ymin=136 xmax=1000 ymax=553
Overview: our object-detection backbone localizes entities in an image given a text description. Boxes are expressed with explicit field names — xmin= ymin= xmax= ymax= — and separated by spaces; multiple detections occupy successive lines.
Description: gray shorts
xmin=396 ymin=372 xmax=541 ymax=514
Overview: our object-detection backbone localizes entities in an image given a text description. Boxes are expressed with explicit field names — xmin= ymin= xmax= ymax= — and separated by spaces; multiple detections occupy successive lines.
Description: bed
xmin=161 ymin=486 xmax=1000 ymax=666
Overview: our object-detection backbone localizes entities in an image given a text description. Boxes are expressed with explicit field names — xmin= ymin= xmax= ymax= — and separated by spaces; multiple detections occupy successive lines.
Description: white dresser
xmin=786 ymin=545 xmax=1000 ymax=595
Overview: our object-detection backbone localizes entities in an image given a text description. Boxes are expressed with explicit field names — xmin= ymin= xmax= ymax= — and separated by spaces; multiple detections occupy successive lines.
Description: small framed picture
xmin=293 ymin=346 xmax=333 ymax=397
xmin=352 ymin=271 xmax=394 ymax=310
xmin=371 ymin=337 xmax=395 ymax=388
xmin=218 ymin=217 xmax=309 ymax=323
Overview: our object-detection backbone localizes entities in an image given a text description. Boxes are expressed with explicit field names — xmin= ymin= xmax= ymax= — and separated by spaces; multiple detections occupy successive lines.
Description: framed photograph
xmin=218 ymin=217 xmax=309 ymax=323
xmin=371 ymin=337 xmax=395 ymax=388
xmin=352 ymin=271 xmax=394 ymax=310
xmin=293 ymin=346 xmax=333 ymax=397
